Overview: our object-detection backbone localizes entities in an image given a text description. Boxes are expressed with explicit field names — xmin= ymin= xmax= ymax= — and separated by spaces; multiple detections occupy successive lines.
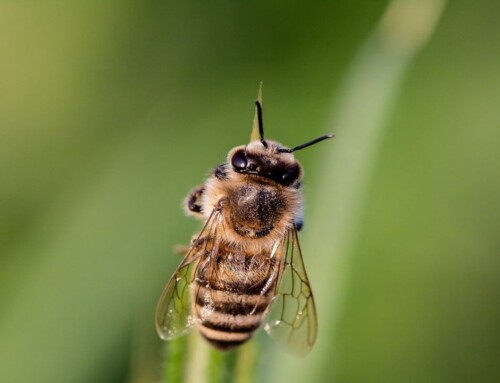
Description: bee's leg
xmin=173 ymin=244 xmax=190 ymax=256
xmin=184 ymin=185 xmax=205 ymax=217
xmin=293 ymin=205 xmax=304 ymax=231
xmin=295 ymin=219 xmax=304 ymax=231
xmin=214 ymin=163 xmax=228 ymax=180
xmin=174 ymin=236 xmax=207 ymax=256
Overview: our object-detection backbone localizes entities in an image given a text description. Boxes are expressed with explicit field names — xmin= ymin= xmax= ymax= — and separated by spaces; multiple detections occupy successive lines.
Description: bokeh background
xmin=1 ymin=1 xmax=499 ymax=382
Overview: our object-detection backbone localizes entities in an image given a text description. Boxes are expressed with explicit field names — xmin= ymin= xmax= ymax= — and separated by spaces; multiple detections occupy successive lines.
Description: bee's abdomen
xmin=194 ymin=286 xmax=272 ymax=350
xmin=193 ymin=252 xmax=275 ymax=350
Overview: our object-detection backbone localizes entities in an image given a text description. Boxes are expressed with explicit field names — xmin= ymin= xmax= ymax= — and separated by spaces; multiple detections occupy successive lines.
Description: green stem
xmin=207 ymin=348 xmax=224 ymax=383
xmin=234 ymin=342 xmax=257 ymax=383
xmin=163 ymin=336 xmax=187 ymax=383
xmin=163 ymin=335 xmax=257 ymax=383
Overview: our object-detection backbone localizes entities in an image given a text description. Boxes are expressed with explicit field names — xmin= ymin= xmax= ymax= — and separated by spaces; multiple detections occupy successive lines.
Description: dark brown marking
xmin=201 ymin=335 xmax=249 ymax=350
xmin=196 ymin=275 xmax=272 ymax=296
xmin=195 ymin=293 xmax=269 ymax=316
xmin=201 ymin=319 xmax=260 ymax=333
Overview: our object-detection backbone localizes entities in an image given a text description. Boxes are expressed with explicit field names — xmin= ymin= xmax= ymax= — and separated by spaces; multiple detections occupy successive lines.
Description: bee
xmin=156 ymin=94 xmax=333 ymax=355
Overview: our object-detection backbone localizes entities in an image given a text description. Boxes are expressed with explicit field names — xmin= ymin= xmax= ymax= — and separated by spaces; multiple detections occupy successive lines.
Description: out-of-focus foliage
xmin=0 ymin=1 xmax=498 ymax=382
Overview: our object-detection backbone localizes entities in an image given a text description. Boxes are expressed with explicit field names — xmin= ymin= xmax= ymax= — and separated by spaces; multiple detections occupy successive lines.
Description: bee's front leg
xmin=214 ymin=163 xmax=228 ymax=180
xmin=184 ymin=185 xmax=205 ymax=217
xmin=174 ymin=235 xmax=207 ymax=257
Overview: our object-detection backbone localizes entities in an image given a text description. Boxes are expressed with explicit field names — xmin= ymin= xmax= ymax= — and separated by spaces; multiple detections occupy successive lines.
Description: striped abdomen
xmin=193 ymin=248 xmax=277 ymax=350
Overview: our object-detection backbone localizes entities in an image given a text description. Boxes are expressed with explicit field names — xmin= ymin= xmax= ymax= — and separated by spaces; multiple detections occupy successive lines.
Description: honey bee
xmin=156 ymin=95 xmax=333 ymax=355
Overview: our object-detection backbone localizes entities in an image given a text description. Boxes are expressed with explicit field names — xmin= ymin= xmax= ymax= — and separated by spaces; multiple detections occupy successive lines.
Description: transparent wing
xmin=155 ymin=208 xmax=223 ymax=340
xmin=264 ymin=228 xmax=318 ymax=356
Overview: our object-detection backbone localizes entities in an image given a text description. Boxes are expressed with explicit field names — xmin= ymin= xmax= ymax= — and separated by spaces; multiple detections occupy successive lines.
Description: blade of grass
xmin=207 ymin=348 xmax=224 ymax=383
xmin=233 ymin=342 xmax=257 ymax=383
xmin=183 ymin=333 xmax=210 ymax=383
xmin=163 ymin=337 xmax=188 ymax=383
xmin=163 ymin=334 xmax=255 ymax=383
xmin=207 ymin=347 xmax=239 ymax=383
xmin=268 ymin=0 xmax=446 ymax=382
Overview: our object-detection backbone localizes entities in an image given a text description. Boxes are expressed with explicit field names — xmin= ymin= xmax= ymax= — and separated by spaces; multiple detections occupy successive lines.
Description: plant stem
xmin=163 ymin=337 xmax=187 ymax=383
xmin=234 ymin=342 xmax=257 ymax=383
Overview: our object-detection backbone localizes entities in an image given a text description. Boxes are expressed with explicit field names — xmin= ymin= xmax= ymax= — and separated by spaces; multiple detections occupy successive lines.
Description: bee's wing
xmin=264 ymin=228 xmax=318 ymax=356
xmin=155 ymin=208 xmax=223 ymax=340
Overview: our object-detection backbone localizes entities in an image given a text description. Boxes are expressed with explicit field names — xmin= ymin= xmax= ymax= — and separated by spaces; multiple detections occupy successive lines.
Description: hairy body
xmin=155 ymin=98 xmax=330 ymax=353
xmin=187 ymin=140 xmax=303 ymax=348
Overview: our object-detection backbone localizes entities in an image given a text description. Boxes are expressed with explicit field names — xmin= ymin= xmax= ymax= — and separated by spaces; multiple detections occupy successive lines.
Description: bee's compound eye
xmin=231 ymin=150 xmax=247 ymax=170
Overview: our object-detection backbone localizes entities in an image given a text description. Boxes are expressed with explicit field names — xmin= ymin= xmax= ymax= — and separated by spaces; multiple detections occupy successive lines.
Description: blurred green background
xmin=1 ymin=1 xmax=499 ymax=382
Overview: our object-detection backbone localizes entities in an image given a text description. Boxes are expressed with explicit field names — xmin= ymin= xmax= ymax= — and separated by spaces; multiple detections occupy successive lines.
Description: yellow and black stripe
xmin=193 ymin=252 xmax=276 ymax=350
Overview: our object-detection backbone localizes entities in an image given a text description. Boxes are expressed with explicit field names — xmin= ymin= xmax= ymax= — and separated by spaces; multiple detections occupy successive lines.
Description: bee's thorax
xmin=228 ymin=184 xmax=287 ymax=238
xmin=202 ymin=172 xmax=302 ymax=249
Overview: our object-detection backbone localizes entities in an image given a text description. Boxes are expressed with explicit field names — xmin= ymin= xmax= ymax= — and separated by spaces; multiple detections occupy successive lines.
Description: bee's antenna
xmin=278 ymin=134 xmax=334 ymax=153
xmin=255 ymin=101 xmax=268 ymax=148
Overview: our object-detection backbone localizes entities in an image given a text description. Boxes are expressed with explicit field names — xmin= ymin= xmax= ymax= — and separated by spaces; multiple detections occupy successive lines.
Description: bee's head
xmin=228 ymin=141 xmax=301 ymax=186
xmin=227 ymin=101 xmax=333 ymax=187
